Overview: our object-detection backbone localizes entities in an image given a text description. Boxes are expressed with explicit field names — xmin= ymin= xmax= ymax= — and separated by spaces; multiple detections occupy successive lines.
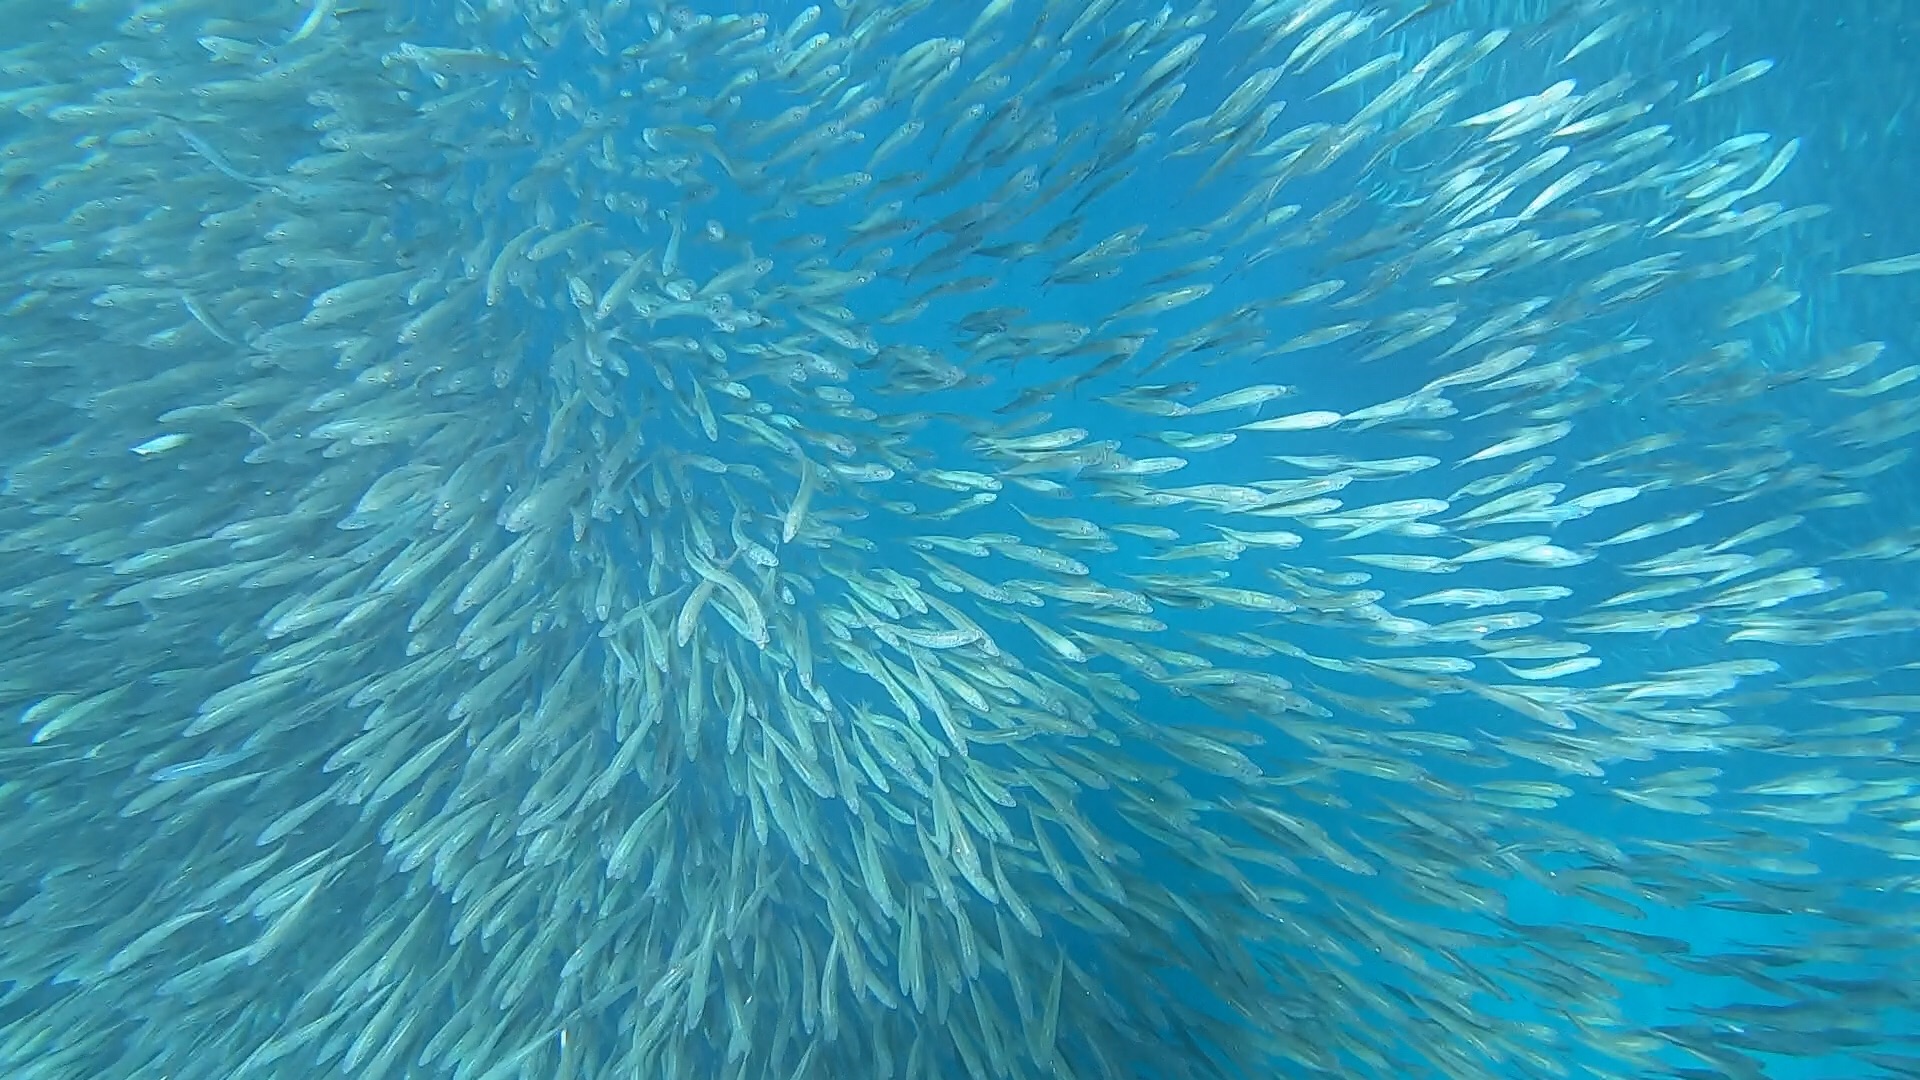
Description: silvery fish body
xmin=0 ymin=1 xmax=1915 ymax=1079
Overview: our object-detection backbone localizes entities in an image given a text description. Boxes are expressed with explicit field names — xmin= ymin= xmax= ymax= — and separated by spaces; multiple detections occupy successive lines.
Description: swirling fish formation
xmin=1 ymin=0 xmax=1917 ymax=1078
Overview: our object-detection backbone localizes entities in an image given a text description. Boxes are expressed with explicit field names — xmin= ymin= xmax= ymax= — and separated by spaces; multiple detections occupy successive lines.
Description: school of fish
xmin=2 ymin=0 xmax=1919 ymax=1077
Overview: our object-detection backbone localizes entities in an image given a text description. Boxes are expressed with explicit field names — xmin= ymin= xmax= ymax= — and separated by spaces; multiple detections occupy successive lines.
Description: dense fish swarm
xmin=3 ymin=0 xmax=1919 ymax=1077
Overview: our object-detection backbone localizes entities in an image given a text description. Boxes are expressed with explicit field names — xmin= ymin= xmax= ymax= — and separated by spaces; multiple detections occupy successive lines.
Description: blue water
xmin=3 ymin=0 xmax=1920 ymax=1077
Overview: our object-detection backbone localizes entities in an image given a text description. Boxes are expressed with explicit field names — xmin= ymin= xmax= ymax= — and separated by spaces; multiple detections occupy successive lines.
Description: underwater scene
xmin=2 ymin=0 xmax=1918 ymax=1077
